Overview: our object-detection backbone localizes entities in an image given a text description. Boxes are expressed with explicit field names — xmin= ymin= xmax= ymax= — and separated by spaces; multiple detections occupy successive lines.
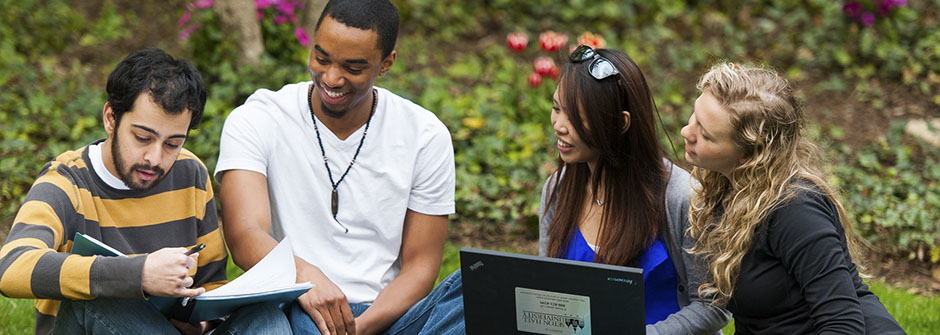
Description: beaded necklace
xmin=307 ymin=84 xmax=377 ymax=233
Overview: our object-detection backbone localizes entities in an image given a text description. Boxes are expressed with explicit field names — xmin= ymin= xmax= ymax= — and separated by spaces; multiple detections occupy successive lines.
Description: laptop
xmin=460 ymin=247 xmax=645 ymax=335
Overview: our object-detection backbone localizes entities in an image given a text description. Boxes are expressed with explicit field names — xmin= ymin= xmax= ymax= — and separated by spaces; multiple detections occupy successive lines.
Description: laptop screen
xmin=460 ymin=247 xmax=645 ymax=334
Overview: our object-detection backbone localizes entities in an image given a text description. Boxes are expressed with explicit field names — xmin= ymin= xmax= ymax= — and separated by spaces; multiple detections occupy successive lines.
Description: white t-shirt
xmin=215 ymin=82 xmax=455 ymax=304
xmin=88 ymin=141 xmax=130 ymax=190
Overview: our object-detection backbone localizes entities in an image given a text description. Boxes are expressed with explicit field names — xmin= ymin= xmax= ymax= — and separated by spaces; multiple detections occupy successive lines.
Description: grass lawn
xmin=2 ymin=242 xmax=937 ymax=334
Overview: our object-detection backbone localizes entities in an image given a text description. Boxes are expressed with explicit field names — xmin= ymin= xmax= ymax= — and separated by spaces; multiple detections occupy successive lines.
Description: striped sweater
xmin=0 ymin=141 xmax=227 ymax=335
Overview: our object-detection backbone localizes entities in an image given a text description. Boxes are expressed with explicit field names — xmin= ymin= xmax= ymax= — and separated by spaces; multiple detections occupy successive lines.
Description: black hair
xmin=547 ymin=48 xmax=668 ymax=267
xmin=315 ymin=0 xmax=399 ymax=59
xmin=105 ymin=47 xmax=207 ymax=130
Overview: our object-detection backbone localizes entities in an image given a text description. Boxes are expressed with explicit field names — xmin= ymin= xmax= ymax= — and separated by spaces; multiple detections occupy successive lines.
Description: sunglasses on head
xmin=569 ymin=45 xmax=619 ymax=80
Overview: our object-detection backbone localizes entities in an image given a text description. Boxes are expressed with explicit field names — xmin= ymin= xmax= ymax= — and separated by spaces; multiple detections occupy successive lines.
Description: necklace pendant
xmin=331 ymin=189 xmax=339 ymax=216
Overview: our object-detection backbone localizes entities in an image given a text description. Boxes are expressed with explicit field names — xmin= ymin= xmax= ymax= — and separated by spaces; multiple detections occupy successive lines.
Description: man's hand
xmin=297 ymin=260 xmax=356 ymax=335
xmin=142 ymin=247 xmax=205 ymax=297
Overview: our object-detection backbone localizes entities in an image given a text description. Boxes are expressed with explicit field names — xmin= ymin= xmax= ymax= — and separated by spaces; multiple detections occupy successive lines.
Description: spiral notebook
xmin=71 ymin=233 xmax=313 ymax=322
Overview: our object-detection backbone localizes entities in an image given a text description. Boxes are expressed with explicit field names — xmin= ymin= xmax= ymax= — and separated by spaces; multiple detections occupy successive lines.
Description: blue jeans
xmin=53 ymin=298 xmax=290 ymax=334
xmin=288 ymin=270 xmax=465 ymax=335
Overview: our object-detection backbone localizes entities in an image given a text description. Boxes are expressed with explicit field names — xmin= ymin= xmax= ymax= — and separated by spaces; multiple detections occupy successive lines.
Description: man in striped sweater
xmin=0 ymin=48 xmax=289 ymax=334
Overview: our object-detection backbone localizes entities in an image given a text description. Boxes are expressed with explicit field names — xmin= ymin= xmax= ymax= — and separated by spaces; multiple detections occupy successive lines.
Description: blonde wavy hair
xmin=686 ymin=63 xmax=865 ymax=306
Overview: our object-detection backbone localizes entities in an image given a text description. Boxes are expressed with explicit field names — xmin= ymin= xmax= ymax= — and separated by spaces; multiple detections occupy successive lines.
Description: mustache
xmin=131 ymin=163 xmax=165 ymax=176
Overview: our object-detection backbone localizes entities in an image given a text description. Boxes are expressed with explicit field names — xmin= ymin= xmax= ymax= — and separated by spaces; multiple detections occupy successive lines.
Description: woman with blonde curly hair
xmin=681 ymin=63 xmax=904 ymax=334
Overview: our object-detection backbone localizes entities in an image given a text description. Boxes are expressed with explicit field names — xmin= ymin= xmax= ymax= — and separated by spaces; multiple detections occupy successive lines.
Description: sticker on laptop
xmin=515 ymin=287 xmax=591 ymax=334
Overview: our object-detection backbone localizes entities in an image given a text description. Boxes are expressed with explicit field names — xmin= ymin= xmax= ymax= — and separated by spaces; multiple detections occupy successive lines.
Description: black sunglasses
xmin=568 ymin=45 xmax=619 ymax=80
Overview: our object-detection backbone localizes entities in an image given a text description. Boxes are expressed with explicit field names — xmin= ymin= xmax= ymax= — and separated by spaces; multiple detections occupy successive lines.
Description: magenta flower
xmin=842 ymin=1 xmax=861 ymax=18
xmin=193 ymin=0 xmax=212 ymax=9
xmin=179 ymin=23 xmax=200 ymax=40
xmin=255 ymin=0 xmax=274 ymax=9
xmin=861 ymin=11 xmax=875 ymax=26
xmin=295 ymin=27 xmax=310 ymax=47
xmin=876 ymin=3 xmax=892 ymax=16
xmin=178 ymin=10 xmax=191 ymax=27
xmin=275 ymin=15 xmax=287 ymax=24
xmin=276 ymin=0 xmax=296 ymax=16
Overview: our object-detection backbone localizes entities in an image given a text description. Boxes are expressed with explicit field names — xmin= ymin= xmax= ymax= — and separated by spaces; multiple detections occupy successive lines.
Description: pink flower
xmin=295 ymin=27 xmax=310 ymax=47
xmin=539 ymin=31 xmax=568 ymax=53
xmin=179 ymin=23 xmax=200 ymax=40
xmin=528 ymin=73 xmax=543 ymax=87
xmin=256 ymin=0 xmax=274 ymax=9
xmin=178 ymin=10 xmax=191 ymax=28
xmin=276 ymin=0 xmax=296 ymax=16
xmin=874 ymin=0 xmax=907 ymax=15
xmin=193 ymin=0 xmax=213 ymax=9
xmin=257 ymin=9 xmax=264 ymax=19
xmin=275 ymin=15 xmax=287 ymax=24
xmin=576 ymin=32 xmax=606 ymax=50
xmin=533 ymin=57 xmax=555 ymax=76
xmin=506 ymin=33 xmax=528 ymax=52
xmin=861 ymin=11 xmax=875 ymax=26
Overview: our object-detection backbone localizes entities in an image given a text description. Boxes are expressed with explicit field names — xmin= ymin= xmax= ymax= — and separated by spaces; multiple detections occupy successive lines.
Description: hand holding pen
xmin=141 ymin=244 xmax=208 ymax=297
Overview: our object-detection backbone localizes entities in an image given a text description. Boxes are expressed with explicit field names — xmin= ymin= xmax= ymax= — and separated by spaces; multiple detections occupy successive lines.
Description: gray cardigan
xmin=538 ymin=161 xmax=730 ymax=335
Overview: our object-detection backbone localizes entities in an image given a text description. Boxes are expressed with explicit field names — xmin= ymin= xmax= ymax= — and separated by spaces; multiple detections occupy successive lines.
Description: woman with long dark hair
xmin=682 ymin=63 xmax=904 ymax=334
xmin=539 ymin=46 xmax=730 ymax=334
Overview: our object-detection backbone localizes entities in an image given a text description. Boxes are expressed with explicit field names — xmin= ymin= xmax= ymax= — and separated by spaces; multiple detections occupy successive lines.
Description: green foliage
xmin=0 ymin=0 xmax=119 ymax=217
xmin=2 ymin=0 xmax=939 ymax=262
xmin=823 ymin=122 xmax=940 ymax=261
xmin=2 ymin=0 xmax=938 ymax=333
xmin=384 ymin=39 xmax=554 ymax=224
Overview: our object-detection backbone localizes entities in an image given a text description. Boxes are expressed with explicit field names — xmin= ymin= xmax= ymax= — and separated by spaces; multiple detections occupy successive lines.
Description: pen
xmin=185 ymin=243 xmax=206 ymax=255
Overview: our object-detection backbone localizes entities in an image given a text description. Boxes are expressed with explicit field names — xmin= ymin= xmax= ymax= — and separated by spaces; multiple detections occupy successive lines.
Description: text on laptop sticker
xmin=515 ymin=287 xmax=592 ymax=334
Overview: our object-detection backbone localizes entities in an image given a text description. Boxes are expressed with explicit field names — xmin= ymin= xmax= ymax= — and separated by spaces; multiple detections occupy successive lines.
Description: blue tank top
xmin=561 ymin=229 xmax=680 ymax=325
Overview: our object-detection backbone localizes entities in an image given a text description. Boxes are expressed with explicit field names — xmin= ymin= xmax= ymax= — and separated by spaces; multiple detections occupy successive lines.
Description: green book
xmin=71 ymin=232 xmax=313 ymax=323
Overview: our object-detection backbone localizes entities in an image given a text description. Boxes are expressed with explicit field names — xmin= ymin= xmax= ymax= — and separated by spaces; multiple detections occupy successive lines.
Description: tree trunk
xmin=213 ymin=0 xmax=264 ymax=67
xmin=299 ymin=0 xmax=328 ymax=44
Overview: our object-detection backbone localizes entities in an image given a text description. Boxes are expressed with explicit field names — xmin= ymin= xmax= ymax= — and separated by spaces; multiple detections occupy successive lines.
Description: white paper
xmin=201 ymin=237 xmax=311 ymax=297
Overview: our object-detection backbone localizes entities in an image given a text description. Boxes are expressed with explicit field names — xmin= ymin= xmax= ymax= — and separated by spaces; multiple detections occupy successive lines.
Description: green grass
xmin=2 ymin=243 xmax=937 ymax=334
xmin=0 ymin=297 xmax=34 ymax=335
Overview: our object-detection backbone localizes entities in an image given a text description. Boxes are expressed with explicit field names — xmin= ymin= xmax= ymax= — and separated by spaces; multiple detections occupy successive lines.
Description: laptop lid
xmin=460 ymin=247 xmax=645 ymax=335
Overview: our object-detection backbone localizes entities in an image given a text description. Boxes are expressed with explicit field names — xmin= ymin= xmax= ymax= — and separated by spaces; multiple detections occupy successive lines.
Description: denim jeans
xmin=288 ymin=269 xmax=465 ymax=335
xmin=53 ymin=298 xmax=291 ymax=334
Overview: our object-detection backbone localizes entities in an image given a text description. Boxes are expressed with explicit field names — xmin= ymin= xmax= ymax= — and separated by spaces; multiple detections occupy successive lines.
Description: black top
xmin=728 ymin=187 xmax=905 ymax=334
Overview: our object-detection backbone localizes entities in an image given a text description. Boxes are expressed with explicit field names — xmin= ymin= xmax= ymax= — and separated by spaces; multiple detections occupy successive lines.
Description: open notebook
xmin=71 ymin=233 xmax=313 ymax=322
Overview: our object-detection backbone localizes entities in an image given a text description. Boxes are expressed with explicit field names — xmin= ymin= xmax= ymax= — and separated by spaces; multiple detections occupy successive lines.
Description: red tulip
xmin=576 ymin=32 xmax=606 ymax=50
xmin=506 ymin=32 xmax=528 ymax=51
xmin=539 ymin=31 xmax=568 ymax=52
xmin=548 ymin=65 xmax=560 ymax=80
xmin=533 ymin=57 xmax=555 ymax=76
xmin=528 ymin=73 xmax=543 ymax=87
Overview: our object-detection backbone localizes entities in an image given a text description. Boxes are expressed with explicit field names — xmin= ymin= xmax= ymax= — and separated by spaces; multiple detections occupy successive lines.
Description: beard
xmin=320 ymin=101 xmax=349 ymax=119
xmin=111 ymin=131 xmax=166 ymax=191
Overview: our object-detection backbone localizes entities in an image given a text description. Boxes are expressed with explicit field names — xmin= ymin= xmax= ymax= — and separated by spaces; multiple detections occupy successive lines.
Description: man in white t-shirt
xmin=215 ymin=0 xmax=464 ymax=334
